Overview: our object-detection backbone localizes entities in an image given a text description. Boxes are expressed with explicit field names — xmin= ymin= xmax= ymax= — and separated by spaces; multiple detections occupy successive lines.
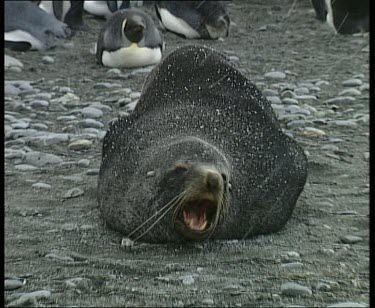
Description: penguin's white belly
xmin=39 ymin=0 xmax=71 ymax=20
xmin=102 ymin=45 xmax=162 ymax=68
xmin=5 ymin=30 xmax=44 ymax=50
xmin=158 ymin=8 xmax=200 ymax=39
xmin=84 ymin=1 xmax=111 ymax=17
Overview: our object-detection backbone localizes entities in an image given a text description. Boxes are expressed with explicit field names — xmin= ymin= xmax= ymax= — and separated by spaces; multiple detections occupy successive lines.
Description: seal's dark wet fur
xmin=98 ymin=45 xmax=308 ymax=243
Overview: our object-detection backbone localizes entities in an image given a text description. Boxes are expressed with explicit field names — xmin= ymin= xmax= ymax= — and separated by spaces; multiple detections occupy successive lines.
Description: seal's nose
xmin=206 ymin=172 xmax=221 ymax=192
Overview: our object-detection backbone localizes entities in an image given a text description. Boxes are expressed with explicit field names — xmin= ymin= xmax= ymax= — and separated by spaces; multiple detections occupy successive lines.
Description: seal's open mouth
xmin=179 ymin=200 xmax=217 ymax=232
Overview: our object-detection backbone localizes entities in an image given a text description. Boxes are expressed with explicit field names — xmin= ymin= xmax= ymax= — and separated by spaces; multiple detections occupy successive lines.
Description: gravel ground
xmin=4 ymin=1 xmax=369 ymax=307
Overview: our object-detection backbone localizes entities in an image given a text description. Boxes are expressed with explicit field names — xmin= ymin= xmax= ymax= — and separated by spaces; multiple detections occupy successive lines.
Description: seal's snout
xmin=206 ymin=171 xmax=221 ymax=192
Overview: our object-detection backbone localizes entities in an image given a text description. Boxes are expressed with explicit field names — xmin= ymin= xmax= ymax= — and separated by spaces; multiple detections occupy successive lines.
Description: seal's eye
xmin=174 ymin=164 xmax=188 ymax=173
xmin=221 ymin=173 xmax=227 ymax=182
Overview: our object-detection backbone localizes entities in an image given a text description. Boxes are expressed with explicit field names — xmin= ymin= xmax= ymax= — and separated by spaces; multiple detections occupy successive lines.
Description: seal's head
xmin=163 ymin=160 xmax=229 ymax=240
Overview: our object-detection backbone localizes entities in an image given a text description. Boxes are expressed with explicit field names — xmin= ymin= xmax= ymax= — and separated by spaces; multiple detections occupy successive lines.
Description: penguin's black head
xmin=123 ymin=15 xmax=146 ymax=43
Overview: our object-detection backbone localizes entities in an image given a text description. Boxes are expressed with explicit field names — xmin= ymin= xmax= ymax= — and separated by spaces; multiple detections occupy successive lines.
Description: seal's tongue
xmin=183 ymin=208 xmax=207 ymax=231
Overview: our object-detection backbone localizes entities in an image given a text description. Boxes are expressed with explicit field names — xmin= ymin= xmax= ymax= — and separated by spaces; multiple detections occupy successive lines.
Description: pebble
xmin=4 ymin=278 xmax=26 ymax=290
xmin=324 ymin=96 xmax=356 ymax=105
xmin=264 ymin=71 xmax=286 ymax=79
xmin=78 ymin=119 xmax=104 ymax=129
xmin=5 ymin=84 xmax=21 ymax=95
xmin=61 ymin=223 xmax=78 ymax=231
xmin=42 ymin=56 xmax=54 ymax=64
xmin=285 ymin=105 xmax=311 ymax=115
xmin=51 ymin=93 xmax=80 ymax=105
xmin=77 ymin=159 xmax=90 ymax=167
xmin=342 ymin=79 xmax=363 ymax=87
xmin=81 ymin=107 xmax=103 ymax=119
xmin=14 ymin=164 xmax=38 ymax=171
xmin=331 ymin=120 xmax=357 ymax=128
xmin=338 ymin=88 xmax=362 ymax=96
xmin=32 ymin=182 xmax=52 ymax=189
xmin=63 ymin=188 xmax=84 ymax=199
xmin=7 ymin=294 xmax=37 ymax=307
xmin=363 ymin=152 xmax=369 ymax=161
xmin=24 ymin=151 xmax=63 ymax=167
xmin=129 ymin=92 xmax=142 ymax=99
xmin=267 ymin=96 xmax=282 ymax=104
xmin=281 ymin=262 xmax=304 ymax=269
xmin=295 ymin=95 xmax=317 ymax=102
xmin=281 ymin=282 xmax=312 ymax=297
xmin=45 ymin=252 xmax=74 ymax=262
xmin=42 ymin=133 xmax=70 ymax=146
xmin=63 ymin=176 xmax=83 ymax=183
xmin=30 ymin=100 xmax=49 ymax=108
xmin=5 ymin=55 xmax=24 ymax=70
xmin=201 ymin=298 xmax=214 ymax=305
xmin=282 ymin=98 xmax=299 ymax=105
xmin=11 ymin=121 xmax=29 ymax=129
xmin=280 ymin=90 xmax=297 ymax=99
xmin=5 ymin=149 xmax=26 ymax=159
xmin=321 ymin=144 xmax=340 ymax=151
xmin=180 ymin=275 xmax=195 ymax=285
xmin=121 ymin=237 xmax=134 ymax=248
xmin=286 ymin=120 xmax=311 ymax=129
xmin=340 ymin=235 xmax=363 ymax=244
xmin=68 ymin=139 xmax=93 ymax=151
xmin=294 ymin=87 xmax=309 ymax=95
xmin=93 ymin=82 xmax=122 ymax=89
xmin=327 ymin=302 xmax=368 ymax=307
xmin=86 ymin=169 xmax=99 ymax=175
xmin=30 ymin=123 xmax=49 ymax=130
xmin=57 ymin=115 xmax=77 ymax=121
xmin=263 ymin=89 xmax=279 ymax=96
xmin=359 ymin=83 xmax=369 ymax=92
xmin=302 ymin=127 xmax=326 ymax=137
xmin=315 ymin=80 xmax=330 ymax=86
xmin=88 ymin=103 xmax=112 ymax=113
xmin=65 ymin=277 xmax=91 ymax=290
xmin=315 ymin=282 xmax=331 ymax=291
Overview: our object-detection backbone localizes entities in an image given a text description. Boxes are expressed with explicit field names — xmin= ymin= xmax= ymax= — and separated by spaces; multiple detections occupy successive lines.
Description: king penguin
xmin=5 ymin=0 xmax=71 ymax=51
xmin=155 ymin=1 xmax=230 ymax=39
xmin=96 ymin=8 xmax=164 ymax=68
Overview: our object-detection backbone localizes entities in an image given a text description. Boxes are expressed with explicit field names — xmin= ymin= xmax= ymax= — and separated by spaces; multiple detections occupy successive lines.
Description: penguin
xmin=96 ymin=8 xmax=164 ymax=68
xmin=38 ymin=1 xmax=87 ymax=31
xmin=310 ymin=0 xmax=327 ymax=21
xmin=155 ymin=1 xmax=230 ymax=39
xmin=83 ymin=1 xmax=131 ymax=19
xmin=5 ymin=1 xmax=71 ymax=51
xmin=324 ymin=0 xmax=369 ymax=34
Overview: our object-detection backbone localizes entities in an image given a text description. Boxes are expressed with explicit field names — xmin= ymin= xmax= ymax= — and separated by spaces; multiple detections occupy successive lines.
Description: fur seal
xmin=98 ymin=45 xmax=308 ymax=243
xmin=155 ymin=1 xmax=230 ymax=39
xmin=96 ymin=8 xmax=164 ymax=68
xmin=38 ymin=1 xmax=87 ymax=31
xmin=5 ymin=1 xmax=71 ymax=51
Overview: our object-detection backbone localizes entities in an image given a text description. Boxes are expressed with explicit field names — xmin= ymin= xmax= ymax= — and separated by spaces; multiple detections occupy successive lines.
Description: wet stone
xmin=42 ymin=133 xmax=70 ymax=145
xmin=63 ymin=188 xmax=84 ymax=199
xmin=294 ymin=87 xmax=309 ymax=95
xmin=339 ymin=88 xmax=362 ymax=96
xmin=68 ymin=139 xmax=93 ymax=151
xmin=340 ymin=235 xmax=363 ymax=244
xmin=7 ymin=294 xmax=37 ymax=307
xmin=286 ymin=120 xmax=311 ymax=129
xmin=93 ymin=82 xmax=122 ymax=89
xmin=5 ymin=278 xmax=26 ymax=291
xmin=57 ymin=115 xmax=77 ymax=121
xmin=324 ymin=96 xmax=356 ymax=105
xmin=45 ymin=252 xmax=74 ymax=262
xmin=321 ymin=144 xmax=340 ymax=151
xmin=78 ymin=119 xmax=104 ymax=129
xmin=281 ymin=262 xmax=304 ymax=269
xmin=267 ymin=96 xmax=282 ymax=104
xmin=32 ymin=182 xmax=52 ymax=189
xmin=24 ymin=151 xmax=63 ymax=167
xmin=315 ymin=282 xmax=331 ymax=291
xmin=77 ymin=159 xmax=90 ymax=167
xmin=282 ymin=98 xmax=299 ymax=105
xmin=359 ymin=83 xmax=369 ymax=92
xmin=61 ymin=223 xmax=78 ymax=231
xmin=315 ymin=80 xmax=330 ymax=86
xmin=264 ymin=71 xmax=286 ymax=79
xmin=331 ymin=120 xmax=357 ymax=128
xmin=342 ymin=79 xmax=363 ymax=87
xmin=201 ymin=298 xmax=214 ymax=305
xmin=11 ymin=121 xmax=29 ymax=129
xmin=29 ymin=100 xmax=49 ymax=108
xmin=86 ymin=169 xmax=100 ymax=175
xmin=180 ymin=275 xmax=195 ymax=285
xmin=327 ymin=302 xmax=368 ymax=307
xmin=81 ymin=107 xmax=103 ymax=119
xmin=263 ymin=89 xmax=279 ymax=96
xmin=62 ymin=176 xmax=83 ymax=183
xmin=281 ymin=282 xmax=312 ymax=297
xmin=65 ymin=277 xmax=91 ymax=290
xmin=5 ymin=55 xmax=24 ymax=70
xmin=41 ymin=55 xmax=54 ymax=64
xmin=14 ymin=164 xmax=38 ymax=171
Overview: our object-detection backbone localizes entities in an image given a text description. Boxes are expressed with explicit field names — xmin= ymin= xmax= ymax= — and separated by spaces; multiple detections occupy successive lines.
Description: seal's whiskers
xmin=127 ymin=192 xmax=185 ymax=239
